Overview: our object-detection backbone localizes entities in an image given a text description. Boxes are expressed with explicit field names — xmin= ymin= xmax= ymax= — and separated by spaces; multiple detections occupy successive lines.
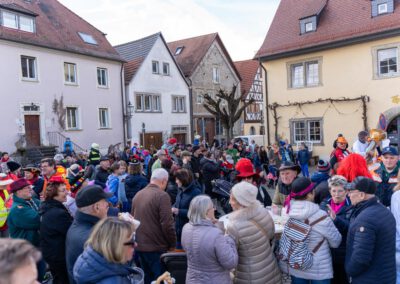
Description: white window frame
xmin=305 ymin=22 xmax=314 ymax=32
xmin=21 ymin=55 xmax=37 ymax=81
xmin=1 ymin=10 xmax=35 ymax=32
xmin=378 ymin=3 xmax=388 ymax=14
xmin=152 ymin=61 xmax=159 ymax=74
xmin=291 ymin=118 xmax=323 ymax=145
xmin=172 ymin=96 xmax=186 ymax=113
xmin=98 ymin=108 xmax=111 ymax=129
xmin=162 ymin=62 xmax=170 ymax=76
xmin=196 ymin=94 xmax=204 ymax=104
xmin=287 ymin=58 xmax=322 ymax=88
xmin=212 ymin=67 xmax=220 ymax=83
xmin=66 ymin=107 xmax=80 ymax=130
xmin=97 ymin=67 xmax=108 ymax=87
xmin=64 ymin=62 xmax=77 ymax=84
xmin=175 ymin=46 xmax=184 ymax=55
xmin=78 ymin=32 xmax=97 ymax=45
xmin=135 ymin=93 xmax=162 ymax=112
xmin=377 ymin=47 xmax=398 ymax=77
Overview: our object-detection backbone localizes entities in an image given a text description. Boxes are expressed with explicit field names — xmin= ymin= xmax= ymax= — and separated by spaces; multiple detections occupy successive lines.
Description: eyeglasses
xmin=124 ymin=234 xmax=136 ymax=247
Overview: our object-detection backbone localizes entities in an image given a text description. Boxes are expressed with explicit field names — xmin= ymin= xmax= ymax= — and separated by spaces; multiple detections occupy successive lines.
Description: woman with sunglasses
xmin=73 ymin=216 xmax=143 ymax=284
xmin=320 ymin=175 xmax=352 ymax=284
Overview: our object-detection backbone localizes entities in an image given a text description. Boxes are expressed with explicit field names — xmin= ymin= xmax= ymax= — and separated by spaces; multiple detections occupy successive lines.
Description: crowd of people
xmin=0 ymin=130 xmax=399 ymax=284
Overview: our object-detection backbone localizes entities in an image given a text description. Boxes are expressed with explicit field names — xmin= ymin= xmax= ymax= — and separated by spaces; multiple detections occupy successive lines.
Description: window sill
xmin=136 ymin=111 xmax=162 ymax=113
xmin=21 ymin=78 xmax=39 ymax=83
xmin=65 ymin=128 xmax=83 ymax=132
xmin=99 ymin=127 xmax=112 ymax=130
xmin=373 ymin=73 xmax=400 ymax=80
xmin=288 ymin=83 xmax=322 ymax=90
xmin=172 ymin=111 xmax=187 ymax=113
xmin=64 ymin=82 xmax=79 ymax=86
xmin=97 ymin=85 xmax=109 ymax=89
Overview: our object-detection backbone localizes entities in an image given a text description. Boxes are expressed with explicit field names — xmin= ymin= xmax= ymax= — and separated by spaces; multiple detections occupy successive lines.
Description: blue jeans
xmin=136 ymin=251 xmax=165 ymax=284
xmin=291 ymin=276 xmax=331 ymax=284
xmin=300 ymin=163 xmax=309 ymax=177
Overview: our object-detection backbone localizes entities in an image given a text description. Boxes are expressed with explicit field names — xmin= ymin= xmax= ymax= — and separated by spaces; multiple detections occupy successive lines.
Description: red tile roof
xmin=234 ymin=59 xmax=259 ymax=99
xmin=124 ymin=58 xmax=144 ymax=85
xmin=0 ymin=0 xmax=122 ymax=62
xmin=256 ymin=0 xmax=400 ymax=60
xmin=168 ymin=33 xmax=241 ymax=80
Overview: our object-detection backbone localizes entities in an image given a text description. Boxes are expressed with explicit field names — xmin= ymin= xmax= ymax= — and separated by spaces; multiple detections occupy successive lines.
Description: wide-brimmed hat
xmin=9 ymin=178 xmax=31 ymax=193
xmin=22 ymin=164 xmax=41 ymax=175
xmin=231 ymin=181 xmax=259 ymax=207
xmin=7 ymin=161 xmax=21 ymax=173
xmin=235 ymin=158 xmax=258 ymax=178
xmin=0 ymin=173 xmax=13 ymax=186
xmin=278 ymin=161 xmax=301 ymax=175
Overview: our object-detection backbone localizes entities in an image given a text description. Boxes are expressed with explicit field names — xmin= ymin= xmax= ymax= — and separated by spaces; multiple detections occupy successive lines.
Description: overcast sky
xmin=59 ymin=0 xmax=280 ymax=61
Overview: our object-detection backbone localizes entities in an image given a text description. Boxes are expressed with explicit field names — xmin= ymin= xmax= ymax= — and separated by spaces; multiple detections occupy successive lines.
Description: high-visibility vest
xmin=0 ymin=190 xmax=10 ymax=227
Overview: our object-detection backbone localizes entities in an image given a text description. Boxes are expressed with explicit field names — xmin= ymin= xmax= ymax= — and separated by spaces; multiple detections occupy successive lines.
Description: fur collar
xmin=228 ymin=202 xmax=263 ymax=222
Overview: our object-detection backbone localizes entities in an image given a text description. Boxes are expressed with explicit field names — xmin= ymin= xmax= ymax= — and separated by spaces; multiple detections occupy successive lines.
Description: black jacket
xmin=66 ymin=211 xmax=100 ymax=284
xmin=173 ymin=182 xmax=201 ymax=243
xmin=94 ymin=167 xmax=110 ymax=188
xmin=166 ymin=178 xmax=178 ymax=206
xmin=345 ymin=197 xmax=396 ymax=284
xmin=125 ymin=174 xmax=148 ymax=206
xmin=40 ymin=200 xmax=73 ymax=266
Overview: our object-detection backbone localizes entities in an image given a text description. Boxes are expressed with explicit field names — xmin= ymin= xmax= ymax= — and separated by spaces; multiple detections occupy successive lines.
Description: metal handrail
xmin=47 ymin=131 xmax=86 ymax=153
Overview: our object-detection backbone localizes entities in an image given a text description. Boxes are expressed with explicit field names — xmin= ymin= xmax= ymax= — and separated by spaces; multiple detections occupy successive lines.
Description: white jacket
xmin=391 ymin=191 xmax=400 ymax=272
xmin=352 ymin=140 xmax=369 ymax=157
xmin=280 ymin=200 xmax=342 ymax=280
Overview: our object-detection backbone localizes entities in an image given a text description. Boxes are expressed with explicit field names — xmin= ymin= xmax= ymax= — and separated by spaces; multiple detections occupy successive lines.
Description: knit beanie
xmin=231 ymin=181 xmax=258 ymax=207
xmin=317 ymin=159 xmax=331 ymax=173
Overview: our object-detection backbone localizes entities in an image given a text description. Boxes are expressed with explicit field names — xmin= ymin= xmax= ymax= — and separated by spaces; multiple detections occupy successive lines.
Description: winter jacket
xmin=74 ymin=246 xmax=144 ymax=284
xmin=106 ymin=174 xmax=119 ymax=206
xmin=29 ymin=176 xmax=44 ymax=197
xmin=370 ymin=162 xmax=399 ymax=207
xmin=227 ymin=203 xmax=281 ymax=284
xmin=272 ymin=178 xmax=298 ymax=206
xmin=94 ymin=167 xmax=110 ymax=189
xmin=182 ymin=220 xmax=238 ymax=284
xmin=311 ymin=172 xmax=330 ymax=204
xmin=88 ymin=148 xmax=100 ymax=166
xmin=8 ymin=195 xmax=41 ymax=246
xmin=297 ymin=149 xmax=310 ymax=165
xmin=200 ymin=157 xmax=220 ymax=193
xmin=166 ymin=179 xmax=178 ymax=206
xmin=125 ymin=174 xmax=148 ymax=205
xmin=131 ymin=183 xmax=176 ymax=252
xmin=391 ymin=191 xmax=400 ymax=276
xmin=320 ymin=197 xmax=352 ymax=264
xmin=66 ymin=211 xmax=100 ymax=284
xmin=40 ymin=199 xmax=73 ymax=268
xmin=281 ymin=200 xmax=342 ymax=280
xmin=173 ymin=182 xmax=201 ymax=242
xmin=345 ymin=197 xmax=396 ymax=284
xmin=330 ymin=148 xmax=350 ymax=169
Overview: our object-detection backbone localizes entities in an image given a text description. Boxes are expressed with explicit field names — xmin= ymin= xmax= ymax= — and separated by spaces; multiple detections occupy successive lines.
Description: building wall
xmin=0 ymin=39 xmax=124 ymax=153
xmin=127 ymin=37 xmax=190 ymax=145
xmin=191 ymin=42 xmax=241 ymax=140
xmin=263 ymin=36 xmax=400 ymax=159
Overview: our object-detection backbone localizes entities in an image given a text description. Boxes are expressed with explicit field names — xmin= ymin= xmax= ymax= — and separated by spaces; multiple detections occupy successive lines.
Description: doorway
xmin=24 ymin=115 xmax=41 ymax=147
xmin=387 ymin=116 xmax=400 ymax=152
xmin=140 ymin=132 xmax=163 ymax=149
xmin=173 ymin=133 xmax=187 ymax=145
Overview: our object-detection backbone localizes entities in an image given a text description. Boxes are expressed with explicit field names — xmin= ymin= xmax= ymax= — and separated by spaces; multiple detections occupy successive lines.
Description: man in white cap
xmin=0 ymin=173 xmax=13 ymax=237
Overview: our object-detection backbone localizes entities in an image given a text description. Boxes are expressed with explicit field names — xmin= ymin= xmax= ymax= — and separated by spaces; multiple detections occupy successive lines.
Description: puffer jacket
xmin=125 ymin=174 xmax=148 ymax=206
xmin=391 ymin=191 xmax=400 ymax=275
xmin=345 ymin=197 xmax=396 ymax=284
xmin=227 ymin=203 xmax=281 ymax=284
xmin=74 ymin=246 xmax=144 ymax=284
xmin=182 ymin=219 xmax=238 ymax=284
xmin=281 ymin=200 xmax=342 ymax=280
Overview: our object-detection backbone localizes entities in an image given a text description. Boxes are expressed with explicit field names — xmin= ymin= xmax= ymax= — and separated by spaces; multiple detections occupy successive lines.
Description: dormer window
xmin=175 ymin=46 xmax=184 ymax=55
xmin=0 ymin=10 xmax=35 ymax=32
xmin=78 ymin=32 xmax=98 ymax=45
xmin=300 ymin=16 xmax=316 ymax=34
xmin=372 ymin=0 xmax=394 ymax=17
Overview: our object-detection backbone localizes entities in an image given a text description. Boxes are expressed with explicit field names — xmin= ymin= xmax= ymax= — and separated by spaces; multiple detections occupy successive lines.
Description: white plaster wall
xmin=0 ymin=39 xmax=124 ymax=153
xmin=127 ymin=37 xmax=190 ymax=144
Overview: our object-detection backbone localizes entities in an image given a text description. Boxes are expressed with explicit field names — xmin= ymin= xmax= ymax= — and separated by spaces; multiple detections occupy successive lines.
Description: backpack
xmin=278 ymin=215 xmax=327 ymax=270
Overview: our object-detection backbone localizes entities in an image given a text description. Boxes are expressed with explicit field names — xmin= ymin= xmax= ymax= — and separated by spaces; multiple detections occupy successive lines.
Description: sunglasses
xmin=124 ymin=234 xmax=136 ymax=247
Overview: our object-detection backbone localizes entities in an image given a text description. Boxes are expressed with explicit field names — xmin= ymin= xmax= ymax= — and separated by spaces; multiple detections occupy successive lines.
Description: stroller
xmin=161 ymin=252 xmax=187 ymax=284
xmin=211 ymin=178 xmax=233 ymax=217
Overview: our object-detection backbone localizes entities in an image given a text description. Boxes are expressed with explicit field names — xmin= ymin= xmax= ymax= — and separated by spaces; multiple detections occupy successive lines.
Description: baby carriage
xmin=211 ymin=178 xmax=233 ymax=217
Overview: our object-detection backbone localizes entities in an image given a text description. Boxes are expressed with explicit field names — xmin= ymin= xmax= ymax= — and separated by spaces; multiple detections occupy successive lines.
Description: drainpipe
xmin=187 ymin=78 xmax=194 ymax=142
xmin=260 ymin=61 xmax=270 ymax=145
xmin=120 ymin=64 xmax=127 ymax=146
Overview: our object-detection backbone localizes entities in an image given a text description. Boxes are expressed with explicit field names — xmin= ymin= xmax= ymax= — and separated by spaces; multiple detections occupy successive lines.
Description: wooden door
xmin=24 ymin=115 xmax=41 ymax=147
xmin=140 ymin=132 xmax=163 ymax=149
xmin=173 ymin=133 xmax=187 ymax=145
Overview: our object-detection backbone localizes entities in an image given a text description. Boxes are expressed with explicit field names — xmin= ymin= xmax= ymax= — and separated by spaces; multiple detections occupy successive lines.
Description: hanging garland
xmin=268 ymin=96 xmax=370 ymax=142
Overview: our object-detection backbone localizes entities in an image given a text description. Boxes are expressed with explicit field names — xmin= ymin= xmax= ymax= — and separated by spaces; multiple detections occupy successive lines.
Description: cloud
xmin=59 ymin=0 xmax=279 ymax=60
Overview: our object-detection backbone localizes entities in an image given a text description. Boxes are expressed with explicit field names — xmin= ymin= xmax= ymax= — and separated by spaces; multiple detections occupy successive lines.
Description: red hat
xmin=48 ymin=176 xmax=66 ymax=184
xmin=10 ymin=178 xmax=31 ymax=193
xmin=168 ymin=138 xmax=177 ymax=145
xmin=235 ymin=158 xmax=258 ymax=178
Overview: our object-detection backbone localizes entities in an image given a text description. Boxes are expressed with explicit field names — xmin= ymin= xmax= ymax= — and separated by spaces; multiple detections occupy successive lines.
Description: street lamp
xmin=126 ymin=101 xmax=135 ymax=119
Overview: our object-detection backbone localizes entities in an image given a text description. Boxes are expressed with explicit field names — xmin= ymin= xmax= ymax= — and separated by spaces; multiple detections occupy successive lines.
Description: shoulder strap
xmin=309 ymin=215 xmax=328 ymax=254
xmin=251 ymin=219 xmax=270 ymax=240
xmin=309 ymin=215 xmax=328 ymax=226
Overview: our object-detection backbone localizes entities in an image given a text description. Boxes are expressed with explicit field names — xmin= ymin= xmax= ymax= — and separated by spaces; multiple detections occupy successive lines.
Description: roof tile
xmin=234 ymin=59 xmax=259 ymax=99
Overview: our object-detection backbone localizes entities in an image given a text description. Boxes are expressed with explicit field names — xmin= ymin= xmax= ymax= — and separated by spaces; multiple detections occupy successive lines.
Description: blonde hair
xmin=85 ymin=218 xmax=135 ymax=264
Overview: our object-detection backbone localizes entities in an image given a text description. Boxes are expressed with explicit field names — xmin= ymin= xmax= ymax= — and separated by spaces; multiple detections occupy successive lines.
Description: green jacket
xmin=8 ymin=195 xmax=41 ymax=247
xmin=226 ymin=148 xmax=239 ymax=164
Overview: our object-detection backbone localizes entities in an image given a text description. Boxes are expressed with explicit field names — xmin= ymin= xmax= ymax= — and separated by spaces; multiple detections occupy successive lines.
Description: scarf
xmin=284 ymin=182 xmax=315 ymax=213
xmin=330 ymin=199 xmax=346 ymax=214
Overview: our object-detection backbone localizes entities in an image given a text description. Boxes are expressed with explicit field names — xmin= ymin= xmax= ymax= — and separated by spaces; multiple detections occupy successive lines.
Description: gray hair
xmin=150 ymin=168 xmax=169 ymax=182
xmin=328 ymin=175 xmax=348 ymax=188
xmin=188 ymin=195 xmax=213 ymax=225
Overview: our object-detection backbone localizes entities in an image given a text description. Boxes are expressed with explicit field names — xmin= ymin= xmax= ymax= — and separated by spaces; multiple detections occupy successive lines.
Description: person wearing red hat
xmin=7 ymin=178 xmax=40 ymax=246
xmin=0 ymin=173 xmax=13 ymax=237
xmin=235 ymin=158 xmax=272 ymax=207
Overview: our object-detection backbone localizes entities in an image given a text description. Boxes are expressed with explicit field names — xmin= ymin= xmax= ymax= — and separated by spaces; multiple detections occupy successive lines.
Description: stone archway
xmin=379 ymin=106 xmax=400 ymax=151
xmin=377 ymin=106 xmax=400 ymax=129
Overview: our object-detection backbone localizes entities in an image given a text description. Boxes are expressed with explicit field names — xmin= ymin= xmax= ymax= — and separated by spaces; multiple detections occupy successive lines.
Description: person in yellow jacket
xmin=0 ymin=173 xmax=13 ymax=237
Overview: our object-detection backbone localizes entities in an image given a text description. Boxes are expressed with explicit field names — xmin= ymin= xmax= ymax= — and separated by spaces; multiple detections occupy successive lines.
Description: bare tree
xmin=203 ymin=85 xmax=254 ymax=141
xmin=52 ymin=95 xmax=66 ymax=130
